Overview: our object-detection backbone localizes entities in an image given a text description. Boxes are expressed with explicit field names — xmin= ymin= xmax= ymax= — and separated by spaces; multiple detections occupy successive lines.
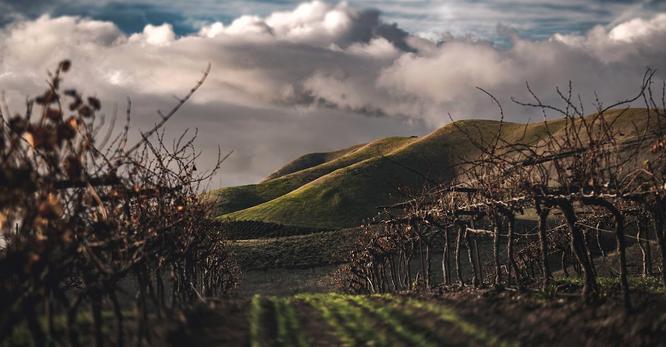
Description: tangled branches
xmin=0 ymin=61 xmax=238 ymax=346
xmin=344 ymin=70 xmax=666 ymax=312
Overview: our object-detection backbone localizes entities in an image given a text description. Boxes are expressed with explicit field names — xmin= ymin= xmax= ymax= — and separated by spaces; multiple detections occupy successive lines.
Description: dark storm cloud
xmin=341 ymin=9 xmax=414 ymax=51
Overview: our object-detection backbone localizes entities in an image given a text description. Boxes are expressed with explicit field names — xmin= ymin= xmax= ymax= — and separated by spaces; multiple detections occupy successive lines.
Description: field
xmin=6 ymin=273 xmax=665 ymax=346
xmin=170 ymin=293 xmax=514 ymax=346
xmin=221 ymin=221 xmax=330 ymax=240
xmin=169 ymin=277 xmax=666 ymax=346
xmin=218 ymin=206 xmax=666 ymax=345
xmin=230 ymin=229 xmax=357 ymax=270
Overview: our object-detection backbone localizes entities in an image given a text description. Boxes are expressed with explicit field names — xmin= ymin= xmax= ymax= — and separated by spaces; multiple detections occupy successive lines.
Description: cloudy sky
xmin=1 ymin=0 xmax=666 ymax=187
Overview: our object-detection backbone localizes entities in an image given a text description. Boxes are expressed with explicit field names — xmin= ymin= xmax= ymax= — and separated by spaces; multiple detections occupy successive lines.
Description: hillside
xmin=262 ymin=144 xmax=364 ymax=181
xmin=213 ymin=108 xmax=651 ymax=229
xmin=207 ymin=136 xmax=416 ymax=216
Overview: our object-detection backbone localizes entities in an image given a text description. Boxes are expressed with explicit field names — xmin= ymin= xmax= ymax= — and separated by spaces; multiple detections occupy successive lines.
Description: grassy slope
xmin=231 ymin=228 xmax=359 ymax=270
xmin=208 ymin=136 xmax=415 ymax=216
xmin=223 ymin=121 xmax=533 ymax=228
xmin=220 ymin=108 xmax=651 ymax=229
xmin=263 ymin=144 xmax=364 ymax=181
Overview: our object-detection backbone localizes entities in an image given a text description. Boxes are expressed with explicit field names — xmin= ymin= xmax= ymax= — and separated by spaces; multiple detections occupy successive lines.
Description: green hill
xmin=213 ymin=108 xmax=652 ymax=229
xmin=207 ymin=136 xmax=416 ymax=216
xmin=262 ymin=144 xmax=364 ymax=181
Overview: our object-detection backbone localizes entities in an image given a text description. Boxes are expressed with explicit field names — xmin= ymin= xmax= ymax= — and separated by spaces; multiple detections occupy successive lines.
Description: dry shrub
xmin=0 ymin=61 xmax=238 ymax=346
xmin=342 ymin=71 xmax=666 ymax=313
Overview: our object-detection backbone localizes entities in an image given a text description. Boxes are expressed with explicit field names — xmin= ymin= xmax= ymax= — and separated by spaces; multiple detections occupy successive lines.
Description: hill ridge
xmin=262 ymin=143 xmax=364 ymax=182
xmin=214 ymin=108 xmax=652 ymax=230
xmin=207 ymin=135 xmax=416 ymax=216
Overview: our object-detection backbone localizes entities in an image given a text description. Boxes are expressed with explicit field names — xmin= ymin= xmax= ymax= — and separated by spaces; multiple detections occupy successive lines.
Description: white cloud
xmin=1 ymin=2 xmax=666 ymax=186
xmin=608 ymin=13 xmax=666 ymax=42
xmin=347 ymin=38 xmax=401 ymax=59
xmin=129 ymin=23 xmax=176 ymax=46
xmin=265 ymin=1 xmax=352 ymax=42
xmin=378 ymin=42 xmax=515 ymax=105
xmin=197 ymin=1 xmax=355 ymax=46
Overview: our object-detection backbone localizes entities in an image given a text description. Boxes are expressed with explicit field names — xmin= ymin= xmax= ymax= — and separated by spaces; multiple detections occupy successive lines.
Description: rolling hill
xmin=262 ymin=144 xmax=365 ymax=181
xmin=206 ymin=136 xmax=417 ymax=216
xmin=210 ymin=108 xmax=652 ymax=229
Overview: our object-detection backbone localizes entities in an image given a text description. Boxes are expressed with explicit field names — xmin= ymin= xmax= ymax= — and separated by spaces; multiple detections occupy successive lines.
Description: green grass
xmin=214 ymin=108 xmax=654 ymax=229
xmin=207 ymin=136 xmax=415 ymax=217
xmin=2 ymin=309 xmax=137 ymax=347
xmin=230 ymin=228 xmax=359 ymax=270
xmin=296 ymin=293 xmax=388 ymax=347
xmin=249 ymin=295 xmax=264 ymax=347
xmin=547 ymin=275 xmax=665 ymax=296
xmin=220 ymin=220 xmax=328 ymax=240
xmin=376 ymin=294 xmax=515 ymax=347
xmin=263 ymin=144 xmax=365 ymax=181
xmin=271 ymin=297 xmax=308 ymax=347
xmin=344 ymin=294 xmax=438 ymax=347
xmin=182 ymin=293 xmax=526 ymax=346
xmin=293 ymin=293 xmax=517 ymax=347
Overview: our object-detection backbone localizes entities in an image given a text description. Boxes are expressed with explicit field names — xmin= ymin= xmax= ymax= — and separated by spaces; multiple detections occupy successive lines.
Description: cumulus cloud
xmin=5 ymin=0 xmax=666 ymax=42
xmin=297 ymin=9 xmax=666 ymax=123
xmin=608 ymin=13 xmax=666 ymax=42
xmin=1 ymin=1 xmax=666 ymax=186
xmin=197 ymin=1 xmax=412 ymax=50
xmin=130 ymin=23 xmax=176 ymax=45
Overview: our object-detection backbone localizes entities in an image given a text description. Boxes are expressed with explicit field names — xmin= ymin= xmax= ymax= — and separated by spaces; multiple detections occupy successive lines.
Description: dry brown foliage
xmin=0 ymin=61 xmax=238 ymax=346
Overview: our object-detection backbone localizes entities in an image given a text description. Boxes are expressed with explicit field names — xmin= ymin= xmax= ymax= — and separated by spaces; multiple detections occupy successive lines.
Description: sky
xmin=1 ymin=0 xmax=666 ymax=187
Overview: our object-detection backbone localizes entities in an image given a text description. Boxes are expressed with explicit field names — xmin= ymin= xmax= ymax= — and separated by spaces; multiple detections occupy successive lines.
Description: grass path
xmin=296 ymin=293 xmax=389 ymax=346
xmin=222 ymin=293 xmax=514 ymax=347
xmin=374 ymin=294 xmax=516 ymax=347
xmin=343 ymin=294 xmax=439 ymax=347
